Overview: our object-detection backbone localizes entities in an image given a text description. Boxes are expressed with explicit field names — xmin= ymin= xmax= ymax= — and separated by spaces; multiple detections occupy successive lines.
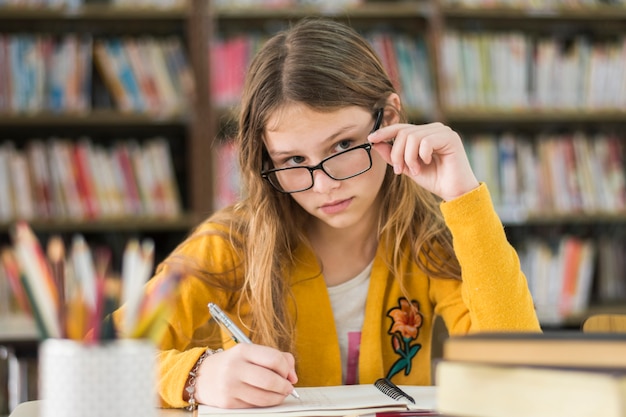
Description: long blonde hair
xmin=167 ymin=18 xmax=460 ymax=352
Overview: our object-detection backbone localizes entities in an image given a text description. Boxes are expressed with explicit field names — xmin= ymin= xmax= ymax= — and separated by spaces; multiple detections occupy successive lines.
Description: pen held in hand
xmin=207 ymin=302 xmax=300 ymax=400
xmin=208 ymin=302 xmax=252 ymax=344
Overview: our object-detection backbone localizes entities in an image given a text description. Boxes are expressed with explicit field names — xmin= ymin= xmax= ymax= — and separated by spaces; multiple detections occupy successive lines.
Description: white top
xmin=327 ymin=260 xmax=373 ymax=384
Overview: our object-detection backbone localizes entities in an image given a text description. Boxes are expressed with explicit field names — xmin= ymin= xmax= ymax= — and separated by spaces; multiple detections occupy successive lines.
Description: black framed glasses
xmin=261 ymin=108 xmax=384 ymax=194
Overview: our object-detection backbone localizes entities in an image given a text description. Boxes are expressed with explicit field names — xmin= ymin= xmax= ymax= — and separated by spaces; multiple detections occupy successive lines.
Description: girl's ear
xmin=384 ymin=93 xmax=402 ymax=125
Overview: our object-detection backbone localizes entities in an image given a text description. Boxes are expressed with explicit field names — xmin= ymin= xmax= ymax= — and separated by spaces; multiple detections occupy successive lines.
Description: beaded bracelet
xmin=185 ymin=348 xmax=222 ymax=411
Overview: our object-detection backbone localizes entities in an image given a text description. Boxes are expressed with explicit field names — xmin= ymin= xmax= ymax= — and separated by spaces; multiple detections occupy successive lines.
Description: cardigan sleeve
xmin=432 ymin=183 xmax=541 ymax=334
xmin=112 ymin=222 xmax=245 ymax=408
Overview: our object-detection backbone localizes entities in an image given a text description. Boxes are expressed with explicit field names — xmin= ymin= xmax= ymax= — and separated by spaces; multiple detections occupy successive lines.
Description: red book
xmin=73 ymin=140 xmax=99 ymax=219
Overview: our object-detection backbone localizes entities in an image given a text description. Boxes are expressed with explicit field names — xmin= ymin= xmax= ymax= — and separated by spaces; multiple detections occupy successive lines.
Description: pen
xmin=208 ymin=302 xmax=300 ymax=399
xmin=208 ymin=302 xmax=252 ymax=343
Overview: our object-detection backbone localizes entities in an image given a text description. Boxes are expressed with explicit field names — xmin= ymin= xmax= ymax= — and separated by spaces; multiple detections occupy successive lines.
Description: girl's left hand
xmin=368 ymin=122 xmax=480 ymax=201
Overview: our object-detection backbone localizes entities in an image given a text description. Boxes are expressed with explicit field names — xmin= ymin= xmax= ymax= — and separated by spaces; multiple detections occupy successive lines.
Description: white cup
xmin=39 ymin=339 xmax=158 ymax=417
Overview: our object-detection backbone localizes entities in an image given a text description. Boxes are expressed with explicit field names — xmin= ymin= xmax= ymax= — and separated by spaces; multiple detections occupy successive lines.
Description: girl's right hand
xmin=193 ymin=343 xmax=298 ymax=408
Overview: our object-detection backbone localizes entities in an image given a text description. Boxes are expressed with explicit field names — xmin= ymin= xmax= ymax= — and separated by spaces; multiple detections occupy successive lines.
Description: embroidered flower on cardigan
xmin=385 ymin=297 xmax=423 ymax=379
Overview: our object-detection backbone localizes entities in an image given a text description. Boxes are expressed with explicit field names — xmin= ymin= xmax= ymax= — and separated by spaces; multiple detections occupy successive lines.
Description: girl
xmin=123 ymin=17 xmax=540 ymax=410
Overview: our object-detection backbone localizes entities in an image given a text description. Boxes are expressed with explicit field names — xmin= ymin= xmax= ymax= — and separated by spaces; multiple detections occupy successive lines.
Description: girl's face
xmin=263 ymin=105 xmax=388 ymax=230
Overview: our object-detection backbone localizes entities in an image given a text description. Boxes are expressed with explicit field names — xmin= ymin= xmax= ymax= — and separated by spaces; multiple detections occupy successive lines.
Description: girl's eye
xmin=335 ymin=140 xmax=353 ymax=152
xmin=285 ymin=155 xmax=306 ymax=166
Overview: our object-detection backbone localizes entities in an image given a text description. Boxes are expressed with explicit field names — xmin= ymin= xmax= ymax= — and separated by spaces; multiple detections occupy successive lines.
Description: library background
xmin=1 ymin=0 xmax=625 ymax=414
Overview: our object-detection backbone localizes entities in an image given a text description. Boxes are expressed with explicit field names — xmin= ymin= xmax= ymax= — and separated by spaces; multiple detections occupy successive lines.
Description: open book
xmin=197 ymin=384 xmax=437 ymax=416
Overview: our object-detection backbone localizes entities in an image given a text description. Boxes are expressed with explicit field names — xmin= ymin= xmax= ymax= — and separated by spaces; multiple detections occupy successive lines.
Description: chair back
xmin=582 ymin=314 xmax=626 ymax=333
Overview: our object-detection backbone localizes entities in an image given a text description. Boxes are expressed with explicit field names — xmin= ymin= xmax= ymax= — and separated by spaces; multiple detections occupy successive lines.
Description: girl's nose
xmin=311 ymin=168 xmax=339 ymax=193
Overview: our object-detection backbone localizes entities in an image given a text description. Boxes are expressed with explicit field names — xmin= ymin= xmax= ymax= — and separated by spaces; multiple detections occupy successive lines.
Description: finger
xmin=239 ymin=371 xmax=294 ymax=405
xmin=418 ymin=135 xmax=436 ymax=165
xmin=417 ymin=126 xmax=459 ymax=164
xmin=367 ymin=123 xmax=405 ymax=144
xmin=405 ymin=124 xmax=459 ymax=170
xmin=212 ymin=379 xmax=288 ymax=409
xmin=389 ymin=128 xmax=409 ymax=175
xmin=240 ymin=344 xmax=295 ymax=381
xmin=403 ymin=133 xmax=423 ymax=176
xmin=282 ymin=352 xmax=298 ymax=384
xmin=370 ymin=141 xmax=393 ymax=165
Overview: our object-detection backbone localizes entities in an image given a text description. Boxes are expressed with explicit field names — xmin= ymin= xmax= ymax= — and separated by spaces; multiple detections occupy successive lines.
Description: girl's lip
xmin=320 ymin=198 xmax=352 ymax=214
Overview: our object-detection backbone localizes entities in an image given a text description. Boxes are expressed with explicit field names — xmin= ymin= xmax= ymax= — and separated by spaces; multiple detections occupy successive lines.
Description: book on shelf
xmin=596 ymin=237 xmax=626 ymax=303
xmin=436 ymin=332 xmax=626 ymax=417
xmin=26 ymin=140 xmax=55 ymax=219
xmin=197 ymin=383 xmax=437 ymax=417
xmin=213 ymin=139 xmax=241 ymax=211
xmin=113 ymin=141 xmax=144 ymax=217
xmin=0 ymin=143 xmax=16 ymax=222
xmin=94 ymin=39 xmax=133 ymax=113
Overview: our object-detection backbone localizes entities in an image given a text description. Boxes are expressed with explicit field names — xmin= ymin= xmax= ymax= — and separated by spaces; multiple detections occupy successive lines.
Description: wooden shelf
xmin=0 ymin=215 xmax=199 ymax=234
xmin=216 ymin=2 xmax=432 ymax=20
xmin=0 ymin=4 xmax=189 ymax=20
xmin=0 ymin=111 xmax=188 ymax=128
xmin=0 ymin=314 xmax=39 ymax=343
xmin=502 ymin=212 xmax=626 ymax=227
xmin=444 ymin=110 xmax=626 ymax=126
xmin=441 ymin=5 xmax=626 ymax=20
xmin=0 ymin=4 xmax=192 ymax=34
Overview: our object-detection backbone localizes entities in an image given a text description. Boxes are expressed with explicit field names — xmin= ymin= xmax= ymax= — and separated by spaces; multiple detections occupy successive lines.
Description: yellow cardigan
xmin=122 ymin=183 xmax=540 ymax=408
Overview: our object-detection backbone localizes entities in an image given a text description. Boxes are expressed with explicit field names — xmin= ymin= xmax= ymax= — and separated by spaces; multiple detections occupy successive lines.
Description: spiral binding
xmin=374 ymin=377 xmax=416 ymax=404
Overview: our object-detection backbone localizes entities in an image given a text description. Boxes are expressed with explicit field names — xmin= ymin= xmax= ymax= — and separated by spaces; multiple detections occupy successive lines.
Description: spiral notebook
xmin=197 ymin=379 xmax=437 ymax=416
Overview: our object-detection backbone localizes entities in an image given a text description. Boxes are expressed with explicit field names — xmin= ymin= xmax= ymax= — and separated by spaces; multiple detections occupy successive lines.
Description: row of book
xmin=0 ymin=0 xmax=186 ymax=7
xmin=0 ymin=137 xmax=182 ymax=222
xmin=0 ymin=35 xmax=92 ymax=114
xmin=211 ymin=31 xmax=435 ymax=114
xmin=94 ymin=37 xmax=193 ymax=115
xmin=464 ymin=132 xmax=626 ymax=219
xmin=442 ymin=0 xmax=626 ymax=7
xmin=0 ymin=34 xmax=193 ymax=115
xmin=441 ymin=31 xmax=626 ymax=111
xmin=519 ymin=236 xmax=595 ymax=325
xmin=518 ymin=233 xmax=626 ymax=324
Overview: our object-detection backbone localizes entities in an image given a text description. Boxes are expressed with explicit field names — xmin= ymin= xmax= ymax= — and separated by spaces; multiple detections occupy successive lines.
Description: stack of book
xmin=435 ymin=331 xmax=626 ymax=417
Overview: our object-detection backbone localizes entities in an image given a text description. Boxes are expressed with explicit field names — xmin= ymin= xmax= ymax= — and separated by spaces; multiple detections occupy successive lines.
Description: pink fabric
xmin=346 ymin=331 xmax=362 ymax=385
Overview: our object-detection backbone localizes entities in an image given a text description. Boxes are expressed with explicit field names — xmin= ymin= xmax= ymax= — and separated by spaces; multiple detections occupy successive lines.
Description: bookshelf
xmin=0 ymin=1 xmax=214 ymax=264
xmin=209 ymin=0 xmax=626 ymax=327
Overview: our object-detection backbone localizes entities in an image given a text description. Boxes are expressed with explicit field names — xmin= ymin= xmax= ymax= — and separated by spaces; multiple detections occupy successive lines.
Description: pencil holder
xmin=39 ymin=339 xmax=158 ymax=417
